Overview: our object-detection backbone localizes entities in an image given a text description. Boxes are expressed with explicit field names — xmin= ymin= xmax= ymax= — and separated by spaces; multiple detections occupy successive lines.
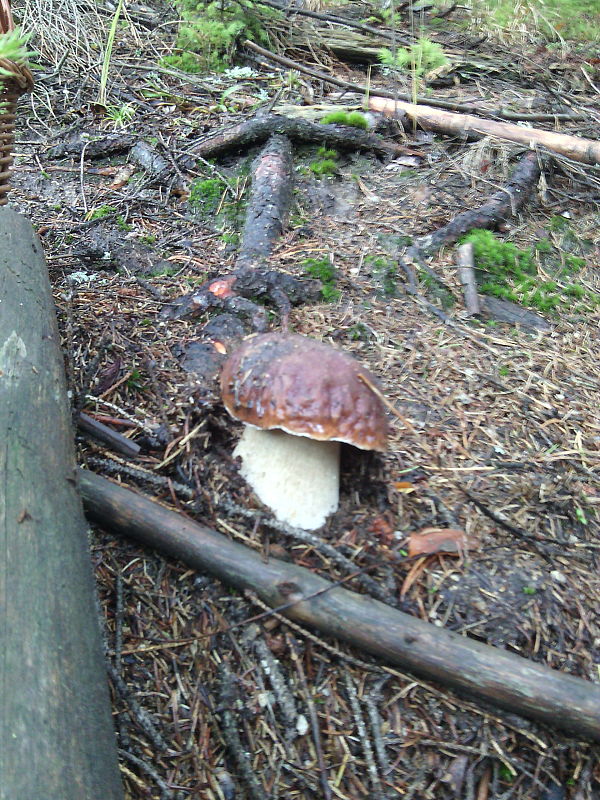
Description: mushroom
xmin=220 ymin=332 xmax=387 ymax=530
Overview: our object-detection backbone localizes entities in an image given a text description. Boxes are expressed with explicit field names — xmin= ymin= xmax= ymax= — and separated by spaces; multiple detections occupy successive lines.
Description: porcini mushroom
xmin=220 ymin=332 xmax=387 ymax=530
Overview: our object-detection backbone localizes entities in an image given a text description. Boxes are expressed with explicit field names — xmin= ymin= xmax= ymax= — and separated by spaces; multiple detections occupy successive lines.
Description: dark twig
xmin=288 ymin=635 xmax=332 ymax=800
xmin=118 ymin=749 xmax=173 ymax=800
xmin=217 ymin=662 xmax=264 ymax=800
xmin=106 ymin=662 xmax=171 ymax=752
xmin=344 ymin=673 xmax=383 ymax=795
xmin=78 ymin=412 xmax=141 ymax=458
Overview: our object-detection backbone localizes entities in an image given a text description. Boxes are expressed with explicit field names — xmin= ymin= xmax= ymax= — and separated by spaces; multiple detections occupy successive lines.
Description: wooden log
xmin=80 ymin=469 xmax=600 ymax=743
xmin=236 ymin=133 xmax=293 ymax=268
xmin=369 ymin=96 xmax=600 ymax=166
xmin=191 ymin=112 xmax=405 ymax=161
xmin=456 ymin=242 xmax=482 ymax=316
xmin=0 ymin=208 xmax=123 ymax=799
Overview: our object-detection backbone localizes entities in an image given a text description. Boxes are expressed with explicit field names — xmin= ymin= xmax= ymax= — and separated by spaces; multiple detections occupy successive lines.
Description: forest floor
xmin=10 ymin=1 xmax=600 ymax=797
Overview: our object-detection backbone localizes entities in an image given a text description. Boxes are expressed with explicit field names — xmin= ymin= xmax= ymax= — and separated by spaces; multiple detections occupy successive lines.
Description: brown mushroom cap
xmin=220 ymin=332 xmax=388 ymax=451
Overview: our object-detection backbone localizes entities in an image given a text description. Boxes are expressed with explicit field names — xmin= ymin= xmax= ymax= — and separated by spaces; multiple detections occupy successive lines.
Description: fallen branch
xmin=190 ymin=112 xmax=409 ymax=161
xmin=78 ymin=411 xmax=141 ymax=458
xmin=162 ymin=135 xmax=319 ymax=326
xmin=369 ymin=97 xmax=600 ymax=166
xmin=244 ymin=40 xmax=583 ymax=121
xmin=80 ymin=469 xmax=600 ymax=743
xmin=413 ymin=151 xmax=542 ymax=255
xmin=456 ymin=242 xmax=481 ymax=316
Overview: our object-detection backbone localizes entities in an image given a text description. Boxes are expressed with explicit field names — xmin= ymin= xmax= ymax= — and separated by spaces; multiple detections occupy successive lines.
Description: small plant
xmin=139 ymin=233 xmax=157 ymax=245
xmin=378 ymin=38 xmax=447 ymax=77
xmin=151 ymin=265 xmax=179 ymax=277
xmin=0 ymin=28 xmax=32 ymax=72
xmin=321 ymin=110 xmax=369 ymax=129
xmin=348 ymin=323 xmax=369 ymax=341
xmin=302 ymin=256 xmax=340 ymax=303
xmin=98 ymin=0 xmax=124 ymax=106
xmin=365 ymin=255 xmax=398 ymax=297
xmin=105 ymin=103 xmax=136 ymax=128
xmin=162 ymin=0 xmax=276 ymax=74
xmin=522 ymin=586 xmax=537 ymax=596
xmin=126 ymin=369 xmax=146 ymax=392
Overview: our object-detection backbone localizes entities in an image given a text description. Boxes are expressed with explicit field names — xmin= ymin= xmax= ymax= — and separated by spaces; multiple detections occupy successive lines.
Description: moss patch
xmin=302 ymin=256 xmax=340 ymax=302
xmin=461 ymin=228 xmax=599 ymax=315
xmin=321 ymin=111 xmax=369 ymax=129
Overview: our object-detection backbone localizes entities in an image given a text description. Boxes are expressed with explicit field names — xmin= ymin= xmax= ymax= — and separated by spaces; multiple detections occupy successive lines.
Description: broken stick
xmin=369 ymin=96 xmax=600 ymax=166
xmin=80 ymin=469 xmax=600 ymax=744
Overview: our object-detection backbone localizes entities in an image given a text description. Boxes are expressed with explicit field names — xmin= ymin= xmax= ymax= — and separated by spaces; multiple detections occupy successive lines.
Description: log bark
xmin=0 ymin=208 xmax=123 ymax=800
xmin=191 ymin=112 xmax=405 ymax=160
xmin=456 ymin=242 xmax=481 ymax=316
xmin=369 ymin=96 xmax=600 ymax=165
xmin=80 ymin=469 xmax=600 ymax=744
xmin=161 ymin=135 xmax=320 ymax=326
xmin=236 ymin=133 xmax=293 ymax=268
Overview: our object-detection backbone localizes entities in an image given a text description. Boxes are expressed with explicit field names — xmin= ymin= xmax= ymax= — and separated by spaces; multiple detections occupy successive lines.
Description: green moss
xmin=88 ymin=204 xmax=117 ymax=221
xmin=189 ymin=177 xmax=224 ymax=214
xmin=309 ymin=158 xmax=337 ymax=177
xmin=302 ymin=256 xmax=340 ymax=303
xmin=549 ymin=214 xmax=571 ymax=232
xmin=321 ymin=110 xmax=369 ymax=129
xmin=534 ymin=237 xmax=552 ymax=254
xmin=462 ymin=228 xmax=597 ymax=316
xmin=309 ymin=147 xmax=339 ymax=178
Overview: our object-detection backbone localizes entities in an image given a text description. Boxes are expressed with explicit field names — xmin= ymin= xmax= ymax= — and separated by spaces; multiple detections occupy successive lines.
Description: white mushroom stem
xmin=233 ymin=426 xmax=341 ymax=530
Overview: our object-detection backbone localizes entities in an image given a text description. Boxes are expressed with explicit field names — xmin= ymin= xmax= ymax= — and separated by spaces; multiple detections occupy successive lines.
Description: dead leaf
xmin=95 ymin=358 xmax=122 ymax=395
xmin=400 ymin=556 xmax=430 ymax=598
xmin=108 ymin=163 xmax=136 ymax=190
xmin=408 ymin=527 xmax=467 ymax=558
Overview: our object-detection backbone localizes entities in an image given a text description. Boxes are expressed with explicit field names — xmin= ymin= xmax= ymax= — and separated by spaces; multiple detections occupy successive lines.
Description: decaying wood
xmin=369 ymin=96 xmax=600 ymax=165
xmin=0 ymin=208 xmax=123 ymax=799
xmin=162 ymin=135 xmax=319 ymax=327
xmin=456 ymin=242 xmax=482 ymax=316
xmin=191 ymin=112 xmax=408 ymax=161
xmin=236 ymin=133 xmax=293 ymax=268
xmin=80 ymin=469 xmax=600 ymax=744
xmin=413 ymin=151 xmax=542 ymax=255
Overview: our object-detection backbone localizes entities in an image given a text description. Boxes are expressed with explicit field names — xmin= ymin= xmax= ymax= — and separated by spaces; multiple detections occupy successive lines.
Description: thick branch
xmin=191 ymin=112 xmax=405 ymax=161
xmin=236 ymin=133 xmax=293 ymax=268
xmin=369 ymin=97 xmax=600 ymax=165
xmin=80 ymin=469 xmax=600 ymax=744
xmin=414 ymin=151 xmax=542 ymax=255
